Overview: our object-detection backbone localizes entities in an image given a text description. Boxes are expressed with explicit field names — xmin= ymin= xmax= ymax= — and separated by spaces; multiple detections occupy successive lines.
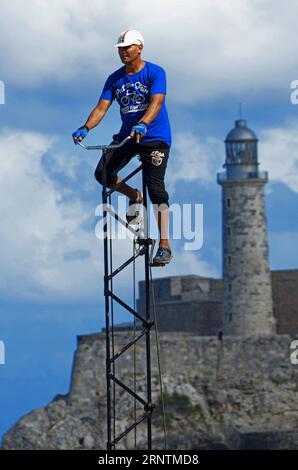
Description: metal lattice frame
xmin=78 ymin=136 xmax=165 ymax=449
xmin=101 ymin=145 xmax=155 ymax=450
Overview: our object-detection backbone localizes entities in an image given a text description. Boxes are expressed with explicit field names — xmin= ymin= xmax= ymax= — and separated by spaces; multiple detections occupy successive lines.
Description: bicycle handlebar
xmin=77 ymin=135 xmax=132 ymax=151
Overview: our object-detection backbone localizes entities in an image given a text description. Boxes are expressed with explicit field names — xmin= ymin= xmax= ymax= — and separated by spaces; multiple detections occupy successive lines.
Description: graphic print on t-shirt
xmin=115 ymin=80 xmax=150 ymax=114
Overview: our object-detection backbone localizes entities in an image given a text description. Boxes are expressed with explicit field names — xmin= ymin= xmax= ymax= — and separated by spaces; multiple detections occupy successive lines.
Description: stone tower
xmin=217 ymin=119 xmax=275 ymax=336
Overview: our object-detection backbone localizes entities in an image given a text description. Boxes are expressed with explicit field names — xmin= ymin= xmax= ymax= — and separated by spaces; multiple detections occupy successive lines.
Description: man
xmin=72 ymin=30 xmax=172 ymax=265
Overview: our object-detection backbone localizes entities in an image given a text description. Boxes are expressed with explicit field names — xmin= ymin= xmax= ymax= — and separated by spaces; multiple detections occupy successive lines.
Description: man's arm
xmin=139 ymin=93 xmax=164 ymax=126
xmin=85 ymin=99 xmax=112 ymax=130
xmin=72 ymin=99 xmax=112 ymax=144
xmin=130 ymin=94 xmax=164 ymax=142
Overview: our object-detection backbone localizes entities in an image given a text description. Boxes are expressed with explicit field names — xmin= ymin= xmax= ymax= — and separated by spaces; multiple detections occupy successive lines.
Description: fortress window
xmin=228 ymin=256 xmax=231 ymax=264
xmin=226 ymin=198 xmax=231 ymax=208
xmin=229 ymin=313 xmax=232 ymax=322
xmin=227 ymin=226 xmax=232 ymax=235
xmin=228 ymin=283 xmax=232 ymax=292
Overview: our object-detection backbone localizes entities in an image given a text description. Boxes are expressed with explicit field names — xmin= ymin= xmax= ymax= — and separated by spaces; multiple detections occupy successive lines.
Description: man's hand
xmin=130 ymin=122 xmax=147 ymax=143
xmin=72 ymin=125 xmax=89 ymax=145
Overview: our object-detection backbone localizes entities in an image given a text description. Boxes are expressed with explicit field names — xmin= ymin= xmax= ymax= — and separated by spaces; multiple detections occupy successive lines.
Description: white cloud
xmin=167 ymin=132 xmax=223 ymax=191
xmin=166 ymin=121 xmax=298 ymax=195
xmin=0 ymin=129 xmax=101 ymax=301
xmin=0 ymin=129 xmax=215 ymax=301
xmin=153 ymin=248 xmax=219 ymax=279
xmin=259 ymin=121 xmax=298 ymax=193
xmin=0 ymin=0 xmax=298 ymax=101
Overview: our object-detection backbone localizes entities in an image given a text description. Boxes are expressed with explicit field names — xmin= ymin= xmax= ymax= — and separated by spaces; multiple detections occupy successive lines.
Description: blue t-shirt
xmin=99 ymin=61 xmax=172 ymax=146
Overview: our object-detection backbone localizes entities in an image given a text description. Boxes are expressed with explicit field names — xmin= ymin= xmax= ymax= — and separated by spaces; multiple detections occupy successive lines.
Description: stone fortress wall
xmin=137 ymin=270 xmax=298 ymax=336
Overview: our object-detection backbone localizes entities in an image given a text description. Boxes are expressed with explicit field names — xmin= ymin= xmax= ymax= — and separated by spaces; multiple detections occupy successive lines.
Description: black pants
xmin=94 ymin=135 xmax=170 ymax=206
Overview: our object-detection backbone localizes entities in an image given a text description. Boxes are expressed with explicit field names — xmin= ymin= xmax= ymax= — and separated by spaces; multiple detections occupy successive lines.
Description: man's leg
xmin=154 ymin=204 xmax=172 ymax=264
xmin=156 ymin=204 xmax=170 ymax=249
xmin=94 ymin=139 xmax=139 ymax=199
xmin=110 ymin=177 xmax=142 ymax=202
xmin=94 ymin=140 xmax=144 ymax=226
xmin=140 ymin=142 xmax=172 ymax=263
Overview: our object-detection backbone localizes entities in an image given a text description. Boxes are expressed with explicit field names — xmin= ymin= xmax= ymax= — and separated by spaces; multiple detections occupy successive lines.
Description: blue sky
xmin=0 ymin=0 xmax=298 ymax=442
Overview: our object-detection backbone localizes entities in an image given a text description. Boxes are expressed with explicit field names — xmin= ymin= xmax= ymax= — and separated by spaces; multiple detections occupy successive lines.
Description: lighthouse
xmin=217 ymin=119 xmax=275 ymax=336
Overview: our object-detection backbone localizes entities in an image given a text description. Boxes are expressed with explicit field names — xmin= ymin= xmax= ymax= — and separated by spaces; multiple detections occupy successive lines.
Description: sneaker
xmin=126 ymin=189 xmax=143 ymax=225
xmin=152 ymin=246 xmax=173 ymax=265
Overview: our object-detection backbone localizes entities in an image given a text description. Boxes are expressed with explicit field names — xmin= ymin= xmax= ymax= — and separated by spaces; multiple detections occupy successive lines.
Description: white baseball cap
xmin=114 ymin=30 xmax=144 ymax=48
